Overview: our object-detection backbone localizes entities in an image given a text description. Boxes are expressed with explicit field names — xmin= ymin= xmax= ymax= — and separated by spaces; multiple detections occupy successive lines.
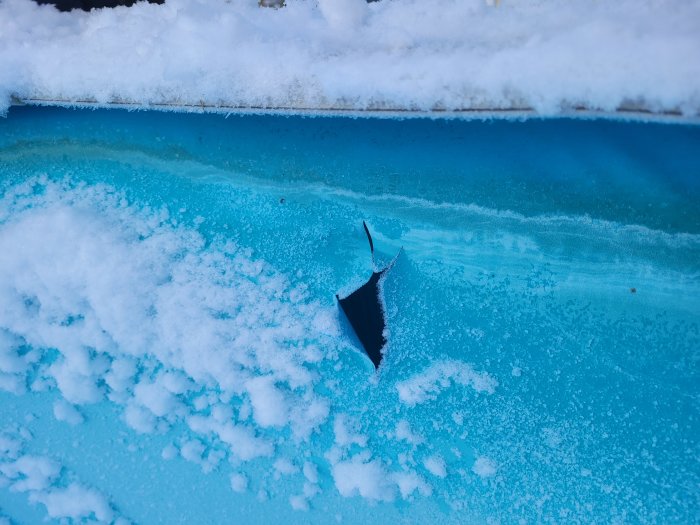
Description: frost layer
xmin=0 ymin=0 xmax=699 ymax=117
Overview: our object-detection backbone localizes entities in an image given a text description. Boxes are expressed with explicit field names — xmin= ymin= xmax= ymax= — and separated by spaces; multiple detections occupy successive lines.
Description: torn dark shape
xmin=337 ymin=222 xmax=399 ymax=369
xmin=34 ymin=0 xmax=163 ymax=12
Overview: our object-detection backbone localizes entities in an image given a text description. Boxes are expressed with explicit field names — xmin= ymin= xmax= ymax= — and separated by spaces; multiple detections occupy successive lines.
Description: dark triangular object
xmin=337 ymin=222 xmax=399 ymax=369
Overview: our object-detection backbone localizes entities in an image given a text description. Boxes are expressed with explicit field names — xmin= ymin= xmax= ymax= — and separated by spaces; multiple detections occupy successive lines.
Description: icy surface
xmin=0 ymin=0 xmax=699 ymax=117
xmin=0 ymin=107 xmax=699 ymax=523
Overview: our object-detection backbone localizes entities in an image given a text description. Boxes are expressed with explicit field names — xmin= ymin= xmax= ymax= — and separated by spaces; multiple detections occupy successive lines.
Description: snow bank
xmin=1 ymin=0 xmax=699 ymax=118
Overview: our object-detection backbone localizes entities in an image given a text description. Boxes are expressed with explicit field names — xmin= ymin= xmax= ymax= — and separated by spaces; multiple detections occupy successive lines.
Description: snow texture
xmin=395 ymin=420 xmax=424 ymax=446
xmin=0 ymin=427 xmax=124 ymax=524
xmin=331 ymin=455 xmax=396 ymax=502
xmin=396 ymin=360 xmax=497 ymax=406
xmin=423 ymin=455 xmax=447 ymax=478
xmin=52 ymin=399 xmax=84 ymax=426
xmin=472 ymin=456 xmax=497 ymax=478
xmin=324 ymin=412 xmax=435 ymax=503
xmin=0 ymin=0 xmax=699 ymax=118
xmin=229 ymin=472 xmax=248 ymax=493
xmin=35 ymin=483 xmax=114 ymax=523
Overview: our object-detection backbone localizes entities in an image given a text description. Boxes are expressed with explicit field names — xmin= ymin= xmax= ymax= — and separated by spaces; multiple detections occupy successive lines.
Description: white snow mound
xmin=0 ymin=0 xmax=699 ymax=118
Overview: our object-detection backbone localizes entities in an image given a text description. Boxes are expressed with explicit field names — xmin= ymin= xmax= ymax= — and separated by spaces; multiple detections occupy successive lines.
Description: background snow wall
xmin=1 ymin=0 xmax=699 ymax=118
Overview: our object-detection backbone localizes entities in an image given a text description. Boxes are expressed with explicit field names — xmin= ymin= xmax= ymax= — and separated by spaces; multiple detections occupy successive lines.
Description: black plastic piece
xmin=337 ymin=222 xmax=399 ymax=369
xmin=34 ymin=0 xmax=163 ymax=12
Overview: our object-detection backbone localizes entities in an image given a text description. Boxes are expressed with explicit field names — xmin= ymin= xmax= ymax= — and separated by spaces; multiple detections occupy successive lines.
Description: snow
xmin=0 ymin=0 xmax=698 ymax=118
xmin=229 ymin=472 xmax=249 ymax=493
xmin=303 ymin=461 xmax=319 ymax=484
xmin=245 ymin=376 xmax=289 ymax=428
xmin=0 ymin=427 xmax=123 ymax=524
xmin=123 ymin=403 xmax=157 ymax=434
xmin=161 ymin=444 xmax=178 ymax=460
xmin=180 ymin=439 xmax=205 ymax=463
xmin=273 ymin=458 xmax=299 ymax=478
xmin=395 ymin=420 xmax=424 ymax=446
xmin=289 ymin=494 xmax=309 ymax=511
xmin=390 ymin=471 xmax=431 ymax=499
xmin=133 ymin=379 xmax=185 ymax=419
xmin=185 ymin=415 xmax=274 ymax=461
xmin=0 ymin=435 xmax=22 ymax=461
xmin=0 ymin=175 xmax=336 ymax=462
xmin=318 ymin=0 xmax=367 ymax=31
xmin=327 ymin=430 xmax=430 ymax=502
xmin=396 ymin=360 xmax=497 ymax=406
xmin=0 ymin=374 xmax=25 ymax=395
xmin=1 ymin=455 xmax=60 ymax=492
xmin=0 ymin=332 xmax=31 ymax=384
xmin=331 ymin=455 xmax=395 ymax=502
xmin=423 ymin=455 xmax=447 ymax=479
xmin=52 ymin=399 xmax=84 ymax=426
xmin=34 ymin=483 xmax=114 ymax=523
xmin=327 ymin=414 xmax=436 ymax=504
xmin=472 ymin=456 xmax=497 ymax=478
xmin=333 ymin=415 xmax=368 ymax=448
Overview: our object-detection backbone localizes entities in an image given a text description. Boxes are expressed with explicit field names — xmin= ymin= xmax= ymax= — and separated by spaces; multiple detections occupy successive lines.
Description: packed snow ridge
xmin=1 ymin=0 xmax=699 ymax=118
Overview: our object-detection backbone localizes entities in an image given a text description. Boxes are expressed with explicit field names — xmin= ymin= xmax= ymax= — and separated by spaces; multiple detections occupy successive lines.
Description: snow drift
xmin=0 ymin=0 xmax=699 ymax=118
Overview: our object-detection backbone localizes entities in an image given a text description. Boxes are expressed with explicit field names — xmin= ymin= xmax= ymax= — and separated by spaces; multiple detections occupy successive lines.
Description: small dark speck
xmin=279 ymin=197 xmax=286 ymax=204
xmin=630 ymin=288 xmax=636 ymax=294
